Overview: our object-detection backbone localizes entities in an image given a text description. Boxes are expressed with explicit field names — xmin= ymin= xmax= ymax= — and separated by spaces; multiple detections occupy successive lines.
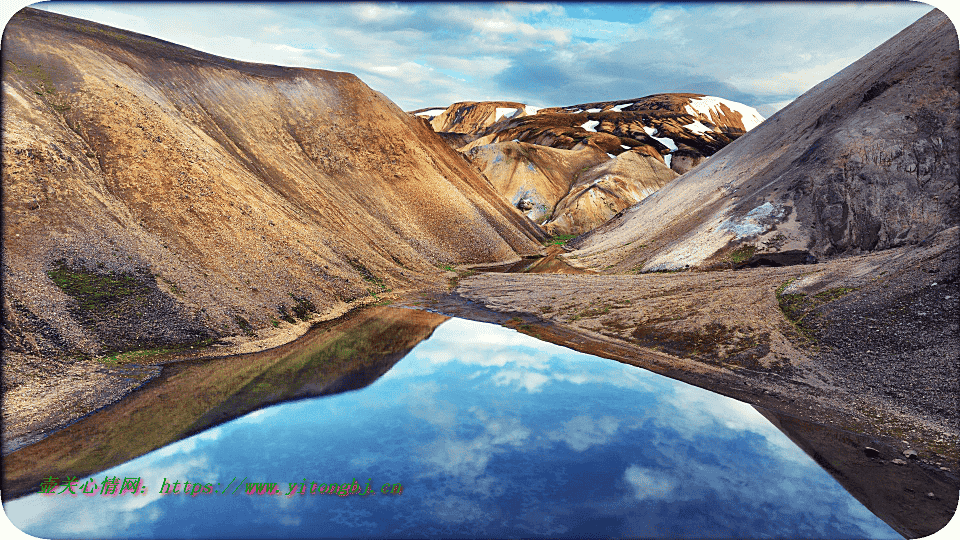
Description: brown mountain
xmin=464 ymin=140 xmax=609 ymax=224
xmin=1 ymin=7 xmax=545 ymax=368
xmin=2 ymin=306 xmax=449 ymax=500
xmin=568 ymin=9 xmax=958 ymax=273
xmin=412 ymin=100 xmax=536 ymax=136
xmin=417 ymin=94 xmax=761 ymax=235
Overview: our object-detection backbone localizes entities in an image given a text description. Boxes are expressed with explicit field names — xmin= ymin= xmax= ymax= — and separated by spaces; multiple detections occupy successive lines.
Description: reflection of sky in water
xmin=5 ymin=318 xmax=899 ymax=538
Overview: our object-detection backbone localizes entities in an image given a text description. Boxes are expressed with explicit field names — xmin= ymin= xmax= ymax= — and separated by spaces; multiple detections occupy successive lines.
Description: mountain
xmin=567 ymin=9 xmax=958 ymax=272
xmin=0 ymin=7 xmax=545 ymax=365
xmin=415 ymin=94 xmax=762 ymax=235
xmin=412 ymin=100 xmax=540 ymax=136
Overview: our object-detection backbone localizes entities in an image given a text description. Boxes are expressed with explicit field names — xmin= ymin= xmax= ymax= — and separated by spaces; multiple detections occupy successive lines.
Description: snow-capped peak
xmin=684 ymin=96 xmax=764 ymax=131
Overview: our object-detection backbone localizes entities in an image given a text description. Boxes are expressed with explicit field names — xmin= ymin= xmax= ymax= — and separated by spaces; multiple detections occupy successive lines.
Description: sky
xmin=1 ymin=1 xmax=944 ymax=117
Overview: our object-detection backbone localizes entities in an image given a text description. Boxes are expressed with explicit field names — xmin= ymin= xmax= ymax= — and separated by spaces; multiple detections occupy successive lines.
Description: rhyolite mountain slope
xmin=464 ymin=141 xmax=609 ymax=224
xmin=412 ymin=101 xmax=540 ymax=137
xmin=545 ymin=152 xmax=679 ymax=236
xmin=567 ymin=9 xmax=958 ymax=272
xmin=416 ymin=94 xmax=761 ymax=235
xmin=0 ymin=8 xmax=545 ymax=366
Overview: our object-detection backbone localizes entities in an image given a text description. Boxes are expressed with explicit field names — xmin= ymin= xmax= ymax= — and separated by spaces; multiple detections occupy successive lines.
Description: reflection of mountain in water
xmin=755 ymin=406 xmax=957 ymax=539
xmin=1 ymin=307 xmax=448 ymax=501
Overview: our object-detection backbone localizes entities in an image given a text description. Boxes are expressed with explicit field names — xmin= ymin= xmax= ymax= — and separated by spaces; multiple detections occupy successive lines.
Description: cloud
xmin=34 ymin=2 xmax=931 ymax=114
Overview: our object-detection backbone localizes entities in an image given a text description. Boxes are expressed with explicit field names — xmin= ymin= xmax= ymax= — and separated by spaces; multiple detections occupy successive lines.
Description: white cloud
xmin=31 ymin=1 xmax=933 ymax=112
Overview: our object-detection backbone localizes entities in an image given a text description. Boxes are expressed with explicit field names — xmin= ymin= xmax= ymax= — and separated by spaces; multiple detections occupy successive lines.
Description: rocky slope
xmin=567 ymin=9 xmax=959 ymax=273
xmin=417 ymin=94 xmax=761 ymax=235
xmin=1 ymin=9 xmax=544 ymax=375
xmin=463 ymin=141 xmax=609 ymax=224
xmin=545 ymin=152 xmax=679 ymax=236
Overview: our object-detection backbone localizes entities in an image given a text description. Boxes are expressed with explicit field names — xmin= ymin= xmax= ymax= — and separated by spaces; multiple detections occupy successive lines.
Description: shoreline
xmin=1 ymin=289 xmax=409 ymax=455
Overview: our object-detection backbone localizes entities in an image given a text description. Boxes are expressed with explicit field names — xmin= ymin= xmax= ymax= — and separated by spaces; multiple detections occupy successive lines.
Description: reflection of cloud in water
xmin=6 ymin=455 xmax=212 ymax=537
xmin=624 ymin=465 xmax=676 ymax=500
xmin=418 ymin=408 xmax=530 ymax=491
xmin=658 ymin=384 xmax=808 ymax=464
xmin=406 ymin=380 xmax=459 ymax=431
xmin=492 ymin=369 xmax=551 ymax=392
xmin=427 ymin=495 xmax=485 ymax=524
xmin=547 ymin=415 xmax=622 ymax=452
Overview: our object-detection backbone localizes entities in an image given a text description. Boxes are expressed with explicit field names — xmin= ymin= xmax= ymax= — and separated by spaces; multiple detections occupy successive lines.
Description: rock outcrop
xmin=568 ymin=9 xmax=959 ymax=272
xmin=0 ymin=8 xmax=545 ymax=362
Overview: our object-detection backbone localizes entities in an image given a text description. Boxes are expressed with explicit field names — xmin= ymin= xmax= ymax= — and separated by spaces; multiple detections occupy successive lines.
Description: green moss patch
xmin=543 ymin=234 xmax=577 ymax=246
xmin=46 ymin=262 xmax=151 ymax=312
xmin=776 ymin=279 xmax=858 ymax=339
xmin=728 ymin=244 xmax=757 ymax=264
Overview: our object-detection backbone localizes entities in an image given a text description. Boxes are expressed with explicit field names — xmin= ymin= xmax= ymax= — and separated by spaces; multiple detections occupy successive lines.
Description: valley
xmin=1 ymin=5 xmax=958 ymax=538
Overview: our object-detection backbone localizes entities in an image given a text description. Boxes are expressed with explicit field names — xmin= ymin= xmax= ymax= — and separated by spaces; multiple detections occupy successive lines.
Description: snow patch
xmin=664 ymin=155 xmax=672 ymax=168
xmin=612 ymin=103 xmax=634 ymax=112
xmin=496 ymin=107 xmax=521 ymax=121
xmin=620 ymin=145 xmax=630 ymax=150
xmin=524 ymin=105 xmax=541 ymax=116
xmin=415 ymin=108 xmax=446 ymax=117
xmin=716 ymin=202 xmax=785 ymax=239
xmin=606 ymin=153 xmax=616 ymax=159
xmin=642 ymin=125 xmax=677 ymax=151
xmin=684 ymin=96 xmax=765 ymax=131
xmin=683 ymin=120 xmax=712 ymax=135
xmin=581 ymin=120 xmax=599 ymax=132
xmin=655 ymin=136 xmax=677 ymax=151
xmin=586 ymin=108 xmax=602 ymax=113
xmin=567 ymin=108 xmax=584 ymax=113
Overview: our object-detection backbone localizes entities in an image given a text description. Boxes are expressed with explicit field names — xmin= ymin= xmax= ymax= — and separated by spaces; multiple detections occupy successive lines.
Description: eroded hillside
xmin=567 ymin=9 xmax=959 ymax=273
xmin=1 ymin=8 xmax=545 ymax=367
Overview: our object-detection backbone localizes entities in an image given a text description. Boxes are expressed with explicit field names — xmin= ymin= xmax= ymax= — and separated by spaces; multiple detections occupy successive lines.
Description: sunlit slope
xmin=1 ymin=8 xmax=544 ymax=355
xmin=569 ymin=9 xmax=958 ymax=272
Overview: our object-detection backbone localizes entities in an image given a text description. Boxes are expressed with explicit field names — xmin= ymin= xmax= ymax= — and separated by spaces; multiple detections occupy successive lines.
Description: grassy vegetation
xmin=543 ymin=234 xmax=577 ymax=246
xmin=289 ymin=294 xmax=316 ymax=320
xmin=9 ymin=61 xmax=72 ymax=114
xmin=447 ymin=268 xmax=478 ymax=290
xmin=349 ymin=258 xmax=392 ymax=300
xmin=234 ymin=316 xmax=255 ymax=336
xmin=159 ymin=276 xmax=184 ymax=297
xmin=99 ymin=338 xmax=216 ymax=366
xmin=776 ymin=278 xmax=858 ymax=339
xmin=46 ymin=262 xmax=149 ymax=311
xmin=728 ymin=244 xmax=757 ymax=264
xmin=629 ymin=319 xmax=771 ymax=370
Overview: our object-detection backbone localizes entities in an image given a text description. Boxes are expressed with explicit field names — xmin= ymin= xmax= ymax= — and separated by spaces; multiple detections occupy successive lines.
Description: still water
xmin=4 ymin=313 xmax=899 ymax=538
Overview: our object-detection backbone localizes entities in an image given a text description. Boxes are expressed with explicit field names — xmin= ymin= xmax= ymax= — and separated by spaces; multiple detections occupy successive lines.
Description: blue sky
xmin=3 ymin=2 xmax=942 ymax=116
